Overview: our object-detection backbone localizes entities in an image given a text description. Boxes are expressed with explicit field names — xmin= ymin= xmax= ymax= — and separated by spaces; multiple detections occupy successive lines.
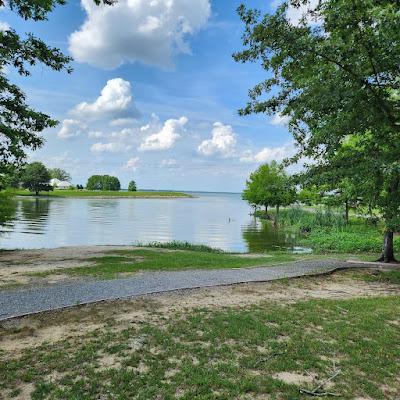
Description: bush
xmin=86 ymin=175 xmax=120 ymax=191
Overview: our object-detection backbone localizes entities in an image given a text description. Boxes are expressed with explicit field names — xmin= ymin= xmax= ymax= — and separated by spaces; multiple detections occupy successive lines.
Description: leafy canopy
xmin=86 ymin=175 xmax=121 ymax=191
xmin=0 ymin=0 xmax=113 ymax=174
xmin=49 ymin=168 xmax=71 ymax=182
xmin=128 ymin=180 xmax=137 ymax=192
xmin=21 ymin=162 xmax=52 ymax=194
xmin=234 ymin=0 xmax=399 ymax=229
xmin=243 ymin=161 xmax=296 ymax=210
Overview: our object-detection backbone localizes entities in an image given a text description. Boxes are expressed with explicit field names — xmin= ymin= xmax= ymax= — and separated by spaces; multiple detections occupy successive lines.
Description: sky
xmin=0 ymin=0 xmax=306 ymax=192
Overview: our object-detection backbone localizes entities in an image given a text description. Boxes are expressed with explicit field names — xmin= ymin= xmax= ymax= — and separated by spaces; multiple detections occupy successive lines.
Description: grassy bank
xmin=30 ymin=247 xmax=304 ymax=280
xmin=11 ymin=189 xmax=192 ymax=198
xmin=1 ymin=269 xmax=399 ymax=399
xmin=256 ymin=207 xmax=399 ymax=254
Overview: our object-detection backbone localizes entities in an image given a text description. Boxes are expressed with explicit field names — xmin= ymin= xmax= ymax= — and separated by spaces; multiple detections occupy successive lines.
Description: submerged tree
xmin=243 ymin=161 xmax=296 ymax=217
xmin=0 ymin=0 xmax=113 ymax=173
xmin=234 ymin=0 xmax=400 ymax=261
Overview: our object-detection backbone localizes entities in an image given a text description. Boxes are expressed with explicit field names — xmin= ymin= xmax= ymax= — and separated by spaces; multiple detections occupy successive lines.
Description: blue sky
xmin=1 ymin=0 xmax=298 ymax=192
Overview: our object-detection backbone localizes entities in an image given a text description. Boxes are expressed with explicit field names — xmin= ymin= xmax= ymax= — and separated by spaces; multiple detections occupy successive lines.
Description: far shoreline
xmin=11 ymin=190 xmax=194 ymax=199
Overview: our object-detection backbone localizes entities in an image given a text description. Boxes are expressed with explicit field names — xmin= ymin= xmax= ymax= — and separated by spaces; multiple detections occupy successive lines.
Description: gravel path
xmin=0 ymin=260 xmax=364 ymax=320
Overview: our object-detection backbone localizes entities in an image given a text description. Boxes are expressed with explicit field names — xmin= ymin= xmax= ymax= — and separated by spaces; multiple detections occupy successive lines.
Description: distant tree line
xmin=0 ymin=162 xmax=137 ymax=194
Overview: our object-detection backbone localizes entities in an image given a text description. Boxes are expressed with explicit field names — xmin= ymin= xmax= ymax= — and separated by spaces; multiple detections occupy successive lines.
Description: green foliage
xmin=20 ymin=162 xmax=52 ymax=194
xmin=234 ymin=0 xmax=400 ymax=259
xmin=243 ymin=161 xmax=296 ymax=211
xmin=140 ymin=241 xmax=224 ymax=253
xmin=86 ymin=175 xmax=121 ymax=191
xmin=127 ymin=180 xmax=137 ymax=192
xmin=0 ymin=0 xmax=112 ymax=171
xmin=48 ymin=168 xmax=71 ymax=182
xmin=300 ymin=227 xmax=400 ymax=254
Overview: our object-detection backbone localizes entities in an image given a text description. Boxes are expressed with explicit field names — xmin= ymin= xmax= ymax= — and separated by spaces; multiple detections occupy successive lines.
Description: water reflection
xmin=20 ymin=199 xmax=50 ymax=234
xmin=0 ymin=196 xmax=17 ymax=232
xmin=0 ymin=193 xmax=309 ymax=252
xmin=242 ymin=218 xmax=300 ymax=253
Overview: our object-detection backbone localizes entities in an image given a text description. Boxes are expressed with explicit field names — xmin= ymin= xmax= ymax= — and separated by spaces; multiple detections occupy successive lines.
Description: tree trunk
xmin=276 ymin=204 xmax=280 ymax=216
xmin=265 ymin=205 xmax=268 ymax=213
xmin=377 ymin=230 xmax=396 ymax=263
xmin=35 ymin=191 xmax=39 ymax=196
xmin=344 ymin=201 xmax=349 ymax=224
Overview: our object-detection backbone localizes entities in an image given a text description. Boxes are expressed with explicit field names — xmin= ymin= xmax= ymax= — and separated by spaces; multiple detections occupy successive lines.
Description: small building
xmin=50 ymin=178 xmax=71 ymax=190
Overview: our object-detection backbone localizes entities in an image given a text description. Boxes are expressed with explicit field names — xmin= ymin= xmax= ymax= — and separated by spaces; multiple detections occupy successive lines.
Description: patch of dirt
xmin=0 ymin=245 xmax=146 ymax=287
xmin=272 ymin=371 xmax=317 ymax=385
xmin=1 ymin=270 xmax=399 ymax=354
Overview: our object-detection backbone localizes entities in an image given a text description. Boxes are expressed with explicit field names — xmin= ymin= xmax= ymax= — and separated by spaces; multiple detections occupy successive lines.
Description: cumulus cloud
xmin=139 ymin=116 xmax=188 ymax=151
xmin=91 ymin=142 xmax=131 ymax=153
xmin=161 ymin=158 xmax=178 ymax=167
xmin=240 ymin=144 xmax=295 ymax=164
xmin=58 ymin=119 xmax=86 ymax=139
xmin=88 ymin=131 xmax=105 ymax=139
xmin=0 ymin=21 xmax=9 ymax=32
xmin=69 ymin=0 xmax=211 ymax=69
xmin=123 ymin=157 xmax=140 ymax=171
xmin=270 ymin=113 xmax=290 ymax=126
xmin=198 ymin=122 xmax=237 ymax=158
xmin=110 ymin=118 xmax=136 ymax=127
xmin=73 ymin=78 xmax=138 ymax=120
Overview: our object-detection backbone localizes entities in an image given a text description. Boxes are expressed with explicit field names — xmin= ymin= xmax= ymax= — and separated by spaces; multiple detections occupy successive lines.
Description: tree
xmin=20 ymin=162 xmax=52 ymax=195
xmin=0 ymin=0 xmax=113 ymax=173
xmin=234 ymin=1 xmax=400 ymax=261
xmin=86 ymin=175 xmax=121 ymax=191
xmin=49 ymin=168 xmax=71 ymax=182
xmin=243 ymin=161 xmax=296 ymax=217
xmin=128 ymin=180 xmax=137 ymax=192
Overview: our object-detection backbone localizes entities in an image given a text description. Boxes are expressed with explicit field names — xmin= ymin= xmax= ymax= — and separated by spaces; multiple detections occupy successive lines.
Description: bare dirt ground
xmin=1 ymin=269 xmax=398 ymax=355
xmin=0 ymin=245 xmax=140 ymax=287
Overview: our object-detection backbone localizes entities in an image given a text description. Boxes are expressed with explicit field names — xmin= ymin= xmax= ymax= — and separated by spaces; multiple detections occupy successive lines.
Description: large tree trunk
xmin=344 ymin=201 xmax=349 ymax=224
xmin=377 ymin=230 xmax=396 ymax=263
xmin=265 ymin=205 xmax=268 ymax=213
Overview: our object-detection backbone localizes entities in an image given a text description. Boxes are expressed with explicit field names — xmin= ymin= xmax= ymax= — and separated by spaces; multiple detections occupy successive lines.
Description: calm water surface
xmin=0 ymin=192 xmax=304 ymax=252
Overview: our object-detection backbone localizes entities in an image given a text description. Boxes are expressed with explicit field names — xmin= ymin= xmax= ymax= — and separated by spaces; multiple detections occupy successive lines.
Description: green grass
xmin=34 ymin=249 xmax=301 ymax=279
xmin=300 ymin=226 xmax=400 ymax=253
xmin=1 ymin=288 xmax=399 ymax=399
xmin=356 ymin=269 xmax=400 ymax=285
xmin=11 ymin=189 xmax=192 ymax=198
xmin=256 ymin=207 xmax=399 ymax=254
xmin=139 ymin=241 xmax=225 ymax=253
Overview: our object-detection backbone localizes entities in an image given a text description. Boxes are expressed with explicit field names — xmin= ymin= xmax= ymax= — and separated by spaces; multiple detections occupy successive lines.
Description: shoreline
xmin=15 ymin=194 xmax=195 ymax=199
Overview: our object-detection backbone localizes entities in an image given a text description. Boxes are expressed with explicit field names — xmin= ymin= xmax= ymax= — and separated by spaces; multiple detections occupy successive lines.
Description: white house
xmin=50 ymin=178 xmax=71 ymax=190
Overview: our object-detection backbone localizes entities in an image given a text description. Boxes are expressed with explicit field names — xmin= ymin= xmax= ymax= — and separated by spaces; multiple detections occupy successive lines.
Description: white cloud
xmin=161 ymin=158 xmax=177 ymax=167
xmin=73 ymin=78 xmax=138 ymax=119
xmin=58 ymin=119 xmax=86 ymax=139
xmin=88 ymin=131 xmax=105 ymax=139
xmin=110 ymin=118 xmax=136 ymax=127
xmin=0 ymin=21 xmax=9 ymax=32
xmin=287 ymin=0 xmax=321 ymax=26
xmin=270 ymin=113 xmax=290 ymax=126
xmin=139 ymin=116 xmax=188 ymax=151
xmin=69 ymin=0 xmax=211 ymax=69
xmin=198 ymin=122 xmax=237 ymax=158
xmin=240 ymin=144 xmax=295 ymax=164
xmin=91 ymin=142 xmax=131 ymax=153
xmin=123 ymin=157 xmax=140 ymax=171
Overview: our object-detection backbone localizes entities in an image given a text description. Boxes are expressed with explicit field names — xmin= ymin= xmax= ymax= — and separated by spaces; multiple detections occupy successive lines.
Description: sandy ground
xmin=0 ymin=245 xmax=143 ymax=287
xmin=1 ymin=269 xmax=399 ymax=355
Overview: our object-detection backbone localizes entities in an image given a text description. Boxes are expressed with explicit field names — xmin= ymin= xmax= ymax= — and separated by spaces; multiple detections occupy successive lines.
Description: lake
xmin=0 ymin=192 xmax=306 ymax=252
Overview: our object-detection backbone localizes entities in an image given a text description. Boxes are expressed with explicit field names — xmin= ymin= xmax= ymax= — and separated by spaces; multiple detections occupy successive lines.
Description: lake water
xmin=0 ymin=192 xmax=305 ymax=252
